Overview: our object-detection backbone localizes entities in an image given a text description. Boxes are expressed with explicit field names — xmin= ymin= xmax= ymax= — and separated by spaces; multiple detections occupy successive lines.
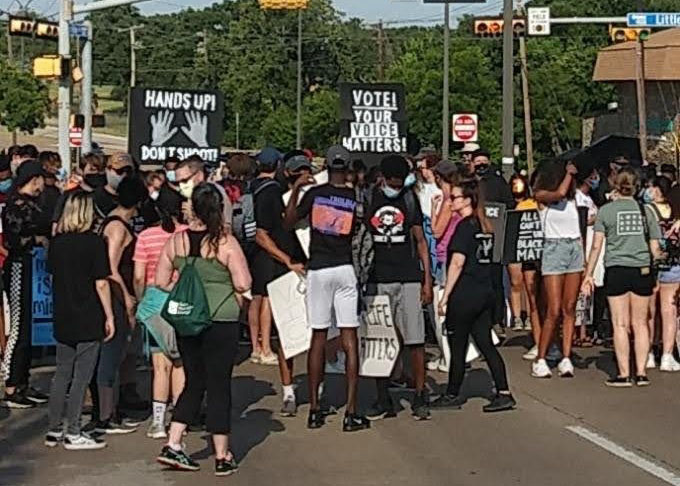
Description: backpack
xmin=161 ymin=257 xmax=213 ymax=337
xmin=232 ymin=179 xmax=278 ymax=246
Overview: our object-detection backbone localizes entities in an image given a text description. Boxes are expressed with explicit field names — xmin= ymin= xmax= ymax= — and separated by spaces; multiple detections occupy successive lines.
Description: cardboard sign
xmin=268 ymin=271 xmax=310 ymax=360
xmin=128 ymin=88 xmax=224 ymax=164
xmin=502 ymin=210 xmax=543 ymax=264
xmin=359 ymin=295 xmax=400 ymax=377
xmin=31 ymin=247 xmax=56 ymax=346
xmin=339 ymin=83 xmax=408 ymax=166
xmin=484 ymin=203 xmax=506 ymax=263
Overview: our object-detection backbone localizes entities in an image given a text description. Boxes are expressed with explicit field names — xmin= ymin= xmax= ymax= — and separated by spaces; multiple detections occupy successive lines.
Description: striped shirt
xmin=133 ymin=224 xmax=187 ymax=285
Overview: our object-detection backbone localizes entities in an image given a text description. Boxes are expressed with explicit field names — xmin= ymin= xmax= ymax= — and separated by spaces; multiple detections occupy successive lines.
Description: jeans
xmin=48 ymin=341 xmax=100 ymax=435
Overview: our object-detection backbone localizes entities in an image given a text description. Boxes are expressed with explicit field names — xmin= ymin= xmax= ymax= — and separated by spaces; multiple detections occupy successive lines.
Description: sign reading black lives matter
xmin=128 ymin=88 xmax=224 ymax=164
xmin=340 ymin=83 xmax=408 ymax=166
xmin=502 ymin=210 xmax=544 ymax=264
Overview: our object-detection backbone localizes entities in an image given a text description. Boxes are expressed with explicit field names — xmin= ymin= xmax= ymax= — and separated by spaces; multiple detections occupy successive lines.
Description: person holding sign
xmin=284 ymin=145 xmax=370 ymax=432
xmin=433 ymin=180 xmax=515 ymax=413
xmin=363 ymin=155 xmax=433 ymax=421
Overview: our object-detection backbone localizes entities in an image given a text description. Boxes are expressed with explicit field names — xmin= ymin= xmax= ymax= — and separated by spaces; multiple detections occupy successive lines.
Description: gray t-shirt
xmin=594 ymin=198 xmax=661 ymax=268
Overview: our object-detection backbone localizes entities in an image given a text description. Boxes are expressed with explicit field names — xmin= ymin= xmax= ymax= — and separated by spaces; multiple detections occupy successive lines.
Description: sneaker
xmin=24 ymin=387 xmax=49 ymax=404
xmin=659 ymin=354 xmax=680 ymax=372
xmin=546 ymin=344 xmax=563 ymax=363
xmin=430 ymin=394 xmax=466 ymax=409
xmin=523 ymin=317 xmax=533 ymax=332
xmin=494 ymin=324 xmax=507 ymax=340
xmin=307 ymin=409 xmax=326 ymax=429
xmin=482 ymin=394 xmax=516 ymax=413
xmin=557 ymin=358 xmax=575 ymax=378
xmin=512 ymin=317 xmax=524 ymax=331
xmin=531 ymin=359 xmax=552 ymax=378
xmin=259 ymin=353 xmax=279 ymax=366
xmin=157 ymin=445 xmax=200 ymax=471
xmin=249 ymin=351 xmax=261 ymax=364
xmin=646 ymin=352 xmax=656 ymax=369
xmin=412 ymin=392 xmax=431 ymax=421
xmin=634 ymin=375 xmax=651 ymax=387
xmin=437 ymin=360 xmax=449 ymax=373
xmin=63 ymin=433 xmax=107 ymax=450
xmin=522 ymin=345 xmax=538 ymax=361
xmin=605 ymin=376 xmax=633 ymax=388
xmin=280 ymin=397 xmax=297 ymax=417
xmin=147 ymin=422 xmax=168 ymax=439
xmin=426 ymin=357 xmax=441 ymax=371
xmin=95 ymin=419 xmax=138 ymax=435
xmin=44 ymin=429 xmax=64 ymax=447
xmin=342 ymin=413 xmax=370 ymax=432
xmin=2 ymin=392 xmax=36 ymax=409
xmin=215 ymin=456 xmax=238 ymax=477
xmin=365 ymin=399 xmax=395 ymax=421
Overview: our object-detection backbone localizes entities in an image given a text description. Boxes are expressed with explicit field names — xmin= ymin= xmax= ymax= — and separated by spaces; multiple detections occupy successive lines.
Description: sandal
xmin=573 ymin=338 xmax=583 ymax=348
xmin=581 ymin=337 xmax=594 ymax=348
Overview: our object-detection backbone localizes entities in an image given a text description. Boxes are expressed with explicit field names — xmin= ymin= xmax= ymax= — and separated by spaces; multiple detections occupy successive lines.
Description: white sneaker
xmin=646 ymin=352 xmax=656 ymax=369
xmin=523 ymin=317 xmax=533 ymax=332
xmin=531 ymin=359 xmax=552 ymax=378
xmin=249 ymin=351 xmax=261 ymax=364
xmin=659 ymin=354 xmax=680 ymax=372
xmin=512 ymin=317 xmax=524 ymax=331
xmin=437 ymin=359 xmax=449 ymax=373
xmin=557 ymin=357 xmax=575 ymax=378
xmin=259 ymin=353 xmax=279 ymax=366
xmin=63 ymin=433 xmax=107 ymax=450
xmin=523 ymin=346 xmax=538 ymax=361
xmin=426 ymin=358 xmax=440 ymax=371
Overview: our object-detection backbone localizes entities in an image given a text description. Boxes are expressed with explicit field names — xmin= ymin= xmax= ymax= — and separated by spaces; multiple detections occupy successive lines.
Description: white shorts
xmin=306 ymin=265 xmax=359 ymax=329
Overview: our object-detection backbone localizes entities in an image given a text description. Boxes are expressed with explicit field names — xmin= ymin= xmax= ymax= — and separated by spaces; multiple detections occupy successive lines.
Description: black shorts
xmin=604 ymin=266 xmax=655 ymax=297
xmin=521 ymin=261 xmax=539 ymax=272
xmin=250 ymin=252 xmax=287 ymax=297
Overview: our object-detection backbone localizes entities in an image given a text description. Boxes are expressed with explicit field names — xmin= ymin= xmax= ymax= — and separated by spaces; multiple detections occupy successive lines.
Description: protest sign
xmin=359 ymin=295 xmax=400 ymax=377
xmin=31 ymin=247 xmax=55 ymax=346
xmin=268 ymin=272 xmax=309 ymax=359
xmin=484 ymin=202 xmax=506 ymax=263
xmin=128 ymin=88 xmax=224 ymax=164
xmin=502 ymin=210 xmax=543 ymax=264
xmin=339 ymin=83 xmax=408 ymax=166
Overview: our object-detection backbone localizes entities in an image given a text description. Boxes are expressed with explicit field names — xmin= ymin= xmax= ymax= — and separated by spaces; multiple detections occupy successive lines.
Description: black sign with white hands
xmin=128 ymin=88 xmax=224 ymax=164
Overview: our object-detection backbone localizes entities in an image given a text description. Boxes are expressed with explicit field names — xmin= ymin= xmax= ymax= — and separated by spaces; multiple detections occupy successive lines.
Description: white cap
xmin=461 ymin=143 xmax=480 ymax=153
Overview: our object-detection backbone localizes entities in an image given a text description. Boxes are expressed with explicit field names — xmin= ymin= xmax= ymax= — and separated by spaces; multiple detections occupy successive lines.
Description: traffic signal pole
xmin=81 ymin=20 xmax=92 ymax=154
xmin=501 ymin=0 xmax=514 ymax=179
xmin=442 ymin=1 xmax=450 ymax=161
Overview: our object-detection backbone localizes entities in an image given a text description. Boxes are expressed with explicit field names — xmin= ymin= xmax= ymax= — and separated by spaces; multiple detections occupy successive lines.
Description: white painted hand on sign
xmin=181 ymin=111 xmax=209 ymax=148
xmin=150 ymin=110 xmax=178 ymax=146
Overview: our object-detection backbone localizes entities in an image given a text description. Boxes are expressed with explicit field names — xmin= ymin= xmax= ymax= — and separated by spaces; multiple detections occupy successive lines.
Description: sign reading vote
xmin=128 ymin=88 xmax=224 ymax=164
xmin=359 ymin=295 xmax=400 ymax=378
xmin=503 ymin=210 xmax=543 ymax=264
xmin=627 ymin=12 xmax=680 ymax=27
xmin=340 ymin=83 xmax=408 ymax=166
xmin=31 ymin=247 xmax=56 ymax=346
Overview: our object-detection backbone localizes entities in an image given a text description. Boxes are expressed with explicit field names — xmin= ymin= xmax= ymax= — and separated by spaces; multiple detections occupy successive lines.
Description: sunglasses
xmin=450 ymin=194 xmax=465 ymax=201
xmin=107 ymin=165 xmax=133 ymax=176
xmin=176 ymin=171 xmax=198 ymax=184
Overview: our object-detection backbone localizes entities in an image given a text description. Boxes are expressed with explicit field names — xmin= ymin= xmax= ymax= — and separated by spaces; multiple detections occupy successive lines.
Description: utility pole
xmin=442 ymin=1 xmax=450 ymax=160
xmin=295 ymin=9 xmax=302 ymax=149
xmin=81 ymin=20 xmax=93 ymax=154
xmin=57 ymin=0 xmax=72 ymax=168
xmin=235 ymin=112 xmax=240 ymax=150
xmin=6 ymin=21 xmax=17 ymax=145
xmin=377 ymin=20 xmax=385 ymax=81
xmin=518 ymin=2 xmax=534 ymax=171
xmin=501 ymin=0 xmax=514 ymax=178
xmin=635 ymin=38 xmax=647 ymax=162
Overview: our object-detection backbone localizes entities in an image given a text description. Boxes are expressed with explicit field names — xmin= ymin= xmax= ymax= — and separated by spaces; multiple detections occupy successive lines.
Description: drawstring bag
xmin=161 ymin=256 xmax=212 ymax=337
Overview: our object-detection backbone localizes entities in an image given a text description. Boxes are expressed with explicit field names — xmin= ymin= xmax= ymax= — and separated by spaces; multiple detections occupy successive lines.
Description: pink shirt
xmin=436 ymin=213 xmax=462 ymax=264
xmin=133 ymin=225 xmax=187 ymax=285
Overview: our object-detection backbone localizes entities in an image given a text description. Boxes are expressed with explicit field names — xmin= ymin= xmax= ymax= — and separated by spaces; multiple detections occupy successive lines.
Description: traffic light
xmin=609 ymin=26 xmax=651 ymax=43
xmin=9 ymin=16 xmax=36 ymax=37
xmin=258 ymin=0 xmax=308 ymax=9
xmin=474 ymin=18 xmax=526 ymax=37
xmin=35 ymin=21 xmax=59 ymax=41
xmin=33 ymin=55 xmax=61 ymax=78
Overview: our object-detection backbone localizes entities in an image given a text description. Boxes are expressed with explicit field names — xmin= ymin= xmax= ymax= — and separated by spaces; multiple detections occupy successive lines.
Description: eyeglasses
xmin=176 ymin=171 xmax=198 ymax=184
xmin=450 ymin=195 xmax=465 ymax=201
xmin=107 ymin=165 xmax=133 ymax=176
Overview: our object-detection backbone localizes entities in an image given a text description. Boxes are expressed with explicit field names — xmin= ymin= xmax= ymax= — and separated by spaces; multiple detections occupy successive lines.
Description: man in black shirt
xmin=364 ymin=155 xmax=433 ymax=422
xmin=284 ymin=145 xmax=369 ymax=432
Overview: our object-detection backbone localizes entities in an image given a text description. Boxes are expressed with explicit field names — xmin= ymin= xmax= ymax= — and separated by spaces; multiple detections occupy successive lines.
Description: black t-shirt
xmin=367 ymin=188 xmax=423 ymax=283
xmin=297 ymin=184 xmax=357 ymax=270
xmin=447 ymin=216 xmax=493 ymax=298
xmin=38 ymin=185 xmax=61 ymax=230
xmin=48 ymin=232 xmax=111 ymax=344
xmin=94 ymin=185 xmax=118 ymax=218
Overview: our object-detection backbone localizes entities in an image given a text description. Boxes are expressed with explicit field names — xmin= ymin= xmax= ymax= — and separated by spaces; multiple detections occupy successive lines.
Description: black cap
xmin=14 ymin=159 xmax=45 ymax=188
xmin=660 ymin=163 xmax=677 ymax=175
xmin=433 ymin=160 xmax=457 ymax=178
xmin=326 ymin=145 xmax=351 ymax=170
xmin=285 ymin=154 xmax=313 ymax=172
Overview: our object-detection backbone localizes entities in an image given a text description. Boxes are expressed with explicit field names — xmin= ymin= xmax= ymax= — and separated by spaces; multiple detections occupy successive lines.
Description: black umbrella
xmin=572 ymin=135 xmax=642 ymax=176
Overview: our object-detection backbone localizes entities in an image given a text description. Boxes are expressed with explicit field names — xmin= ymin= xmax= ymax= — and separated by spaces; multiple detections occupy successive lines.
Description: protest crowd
xmin=1 ymin=140 xmax=680 ymax=477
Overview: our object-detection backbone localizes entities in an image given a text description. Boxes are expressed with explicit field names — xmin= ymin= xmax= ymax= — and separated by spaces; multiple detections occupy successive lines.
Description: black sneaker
xmin=24 ymin=387 xmax=49 ymax=404
xmin=307 ymin=409 xmax=326 ymax=429
xmin=215 ymin=456 xmax=238 ymax=477
xmin=44 ymin=429 xmax=64 ymax=447
xmin=95 ymin=419 xmax=138 ymax=435
xmin=482 ymin=394 xmax=516 ymax=413
xmin=430 ymin=394 xmax=466 ymax=409
xmin=342 ymin=413 xmax=370 ymax=432
xmin=412 ymin=392 xmax=431 ymax=421
xmin=157 ymin=445 xmax=200 ymax=471
xmin=365 ymin=399 xmax=396 ymax=421
xmin=605 ymin=376 xmax=633 ymax=388
xmin=634 ymin=375 xmax=651 ymax=387
xmin=2 ymin=392 xmax=36 ymax=409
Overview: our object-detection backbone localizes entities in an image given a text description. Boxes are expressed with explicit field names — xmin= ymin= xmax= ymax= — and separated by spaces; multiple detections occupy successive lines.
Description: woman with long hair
xmin=156 ymin=182 xmax=251 ymax=476
xmin=532 ymin=161 xmax=582 ymax=379
xmin=582 ymin=168 xmax=661 ymax=387
xmin=432 ymin=180 xmax=515 ymax=412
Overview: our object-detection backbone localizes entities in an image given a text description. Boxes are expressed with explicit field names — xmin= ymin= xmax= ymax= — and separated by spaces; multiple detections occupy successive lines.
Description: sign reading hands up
xmin=129 ymin=88 xmax=224 ymax=164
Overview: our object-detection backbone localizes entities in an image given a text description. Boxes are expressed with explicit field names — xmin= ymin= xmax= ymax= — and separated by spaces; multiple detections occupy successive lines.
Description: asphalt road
xmin=2 ymin=333 xmax=680 ymax=486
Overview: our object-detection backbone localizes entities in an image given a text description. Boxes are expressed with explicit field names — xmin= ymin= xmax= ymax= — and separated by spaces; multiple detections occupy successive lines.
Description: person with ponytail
xmin=433 ymin=180 xmax=515 ymax=413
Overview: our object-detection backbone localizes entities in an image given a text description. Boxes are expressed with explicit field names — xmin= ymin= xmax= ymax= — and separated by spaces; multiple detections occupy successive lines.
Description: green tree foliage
xmin=0 ymin=60 xmax=49 ymax=133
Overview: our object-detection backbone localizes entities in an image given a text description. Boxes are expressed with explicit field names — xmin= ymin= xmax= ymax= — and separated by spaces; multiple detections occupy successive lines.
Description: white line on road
xmin=566 ymin=425 xmax=680 ymax=486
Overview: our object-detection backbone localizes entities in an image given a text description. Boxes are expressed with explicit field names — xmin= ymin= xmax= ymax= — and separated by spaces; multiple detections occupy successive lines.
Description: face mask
xmin=0 ymin=178 xmax=12 ymax=194
xmin=165 ymin=170 xmax=176 ymax=183
xmin=404 ymin=173 xmax=417 ymax=188
xmin=474 ymin=164 xmax=490 ymax=176
xmin=56 ymin=167 xmax=67 ymax=182
xmin=589 ymin=177 xmax=600 ymax=191
xmin=10 ymin=161 xmax=20 ymax=176
xmin=178 ymin=179 xmax=195 ymax=200
xmin=381 ymin=184 xmax=401 ymax=199
xmin=150 ymin=190 xmax=160 ymax=201
xmin=643 ymin=187 xmax=654 ymax=204
xmin=106 ymin=169 xmax=125 ymax=191
xmin=84 ymin=173 xmax=107 ymax=188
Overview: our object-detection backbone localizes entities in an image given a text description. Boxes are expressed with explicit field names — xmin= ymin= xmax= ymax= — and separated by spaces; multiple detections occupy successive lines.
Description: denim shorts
xmin=541 ymin=238 xmax=584 ymax=276
xmin=659 ymin=265 xmax=680 ymax=284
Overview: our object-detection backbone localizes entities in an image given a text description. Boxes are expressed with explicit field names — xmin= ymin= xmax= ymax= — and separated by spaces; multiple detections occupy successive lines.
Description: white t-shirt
xmin=417 ymin=182 xmax=442 ymax=220
xmin=540 ymin=198 xmax=581 ymax=239
xmin=575 ymin=189 xmax=597 ymax=222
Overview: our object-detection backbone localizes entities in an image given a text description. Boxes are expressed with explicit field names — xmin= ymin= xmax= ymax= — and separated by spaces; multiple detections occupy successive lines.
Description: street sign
xmin=452 ymin=113 xmax=478 ymax=142
xmin=528 ymin=7 xmax=551 ymax=36
xmin=69 ymin=127 xmax=82 ymax=148
xmin=627 ymin=12 xmax=680 ymax=27
xmin=69 ymin=22 xmax=89 ymax=39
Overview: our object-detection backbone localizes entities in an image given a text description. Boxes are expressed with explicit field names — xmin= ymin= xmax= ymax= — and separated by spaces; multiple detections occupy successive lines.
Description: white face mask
xmin=106 ymin=169 xmax=125 ymax=191
xmin=150 ymin=190 xmax=160 ymax=201
xmin=178 ymin=179 xmax=195 ymax=200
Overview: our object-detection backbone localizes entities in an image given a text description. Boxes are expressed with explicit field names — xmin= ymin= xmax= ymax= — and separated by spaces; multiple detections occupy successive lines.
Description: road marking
xmin=566 ymin=425 xmax=680 ymax=486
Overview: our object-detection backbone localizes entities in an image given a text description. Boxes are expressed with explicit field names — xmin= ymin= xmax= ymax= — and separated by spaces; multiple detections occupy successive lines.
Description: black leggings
xmin=172 ymin=323 xmax=239 ymax=435
xmin=445 ymin=295 xmax=509 ymax=396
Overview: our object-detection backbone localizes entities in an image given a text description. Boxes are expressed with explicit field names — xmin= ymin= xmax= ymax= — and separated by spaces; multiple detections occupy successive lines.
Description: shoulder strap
xmin=99 ymin=215 xmax=131 ymax=237
xmin=252 ymin=179 xmax=278 ymax=198
xmin=637 ymin=200 xmax=654 ymax=266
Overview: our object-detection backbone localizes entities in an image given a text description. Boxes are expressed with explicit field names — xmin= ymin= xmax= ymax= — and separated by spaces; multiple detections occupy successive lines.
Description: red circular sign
xmin=453 ymin=115 xmax=477 ymax=142
xmin=69 ymin=127 xmax=83 ymax=147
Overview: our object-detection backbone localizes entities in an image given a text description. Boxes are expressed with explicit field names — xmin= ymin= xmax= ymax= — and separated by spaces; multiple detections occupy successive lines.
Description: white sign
xmin=528 ymin=7 xmax=551 ymax=36
xmin=268 ymin=272 xmax=310 ymax=359
xmin=359 ymin=295 xmax=400 ymax=377
xmin=452 ymin=113 xmax=478 ymax=142
xmin=627 ymin=12 xmax=680 ymax=27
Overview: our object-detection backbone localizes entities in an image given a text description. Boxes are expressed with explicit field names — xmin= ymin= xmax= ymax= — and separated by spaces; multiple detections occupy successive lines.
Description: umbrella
xmin=572 ymin=135 xmax=642 ymax=176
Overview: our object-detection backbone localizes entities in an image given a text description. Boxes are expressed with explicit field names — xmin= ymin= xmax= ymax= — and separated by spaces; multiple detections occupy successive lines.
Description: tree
xmin=0 ymin=60 xmax=49 ymax=133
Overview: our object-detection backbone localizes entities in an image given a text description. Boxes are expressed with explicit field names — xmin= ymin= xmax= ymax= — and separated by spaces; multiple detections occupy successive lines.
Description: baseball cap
xmin=285 ymin=154 xmax=313 ymax=172
xmin=108 ymin=152 xmax=134 ymax=168
xmin=256 ymin=147 xmax=282 ymax=168
xmin=326 ymin=145 xmax=351 ymax=170
xmin=433 ymin=160 xmax=458 ymax=178
xmin=660 ymin=163 xmax=677 ymax=175
xmin=461 ymin=143 xmax=481 ymax=154
xmin=14 ymin=159 xmax=46 ymax=188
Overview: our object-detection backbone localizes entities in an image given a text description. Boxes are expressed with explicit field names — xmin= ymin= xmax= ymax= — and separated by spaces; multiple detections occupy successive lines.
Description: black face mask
xmin=84 ymin=173 xmax=107 ymax=188
xmin=474 ymin=164 xmax=490 ymax=176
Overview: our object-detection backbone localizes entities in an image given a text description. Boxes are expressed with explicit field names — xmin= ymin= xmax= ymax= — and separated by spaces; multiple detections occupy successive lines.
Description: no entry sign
xmin=69 ymin=127 xmax=82 ymax=148
xmin=452 ymin=113 xmax=478 ymax=142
